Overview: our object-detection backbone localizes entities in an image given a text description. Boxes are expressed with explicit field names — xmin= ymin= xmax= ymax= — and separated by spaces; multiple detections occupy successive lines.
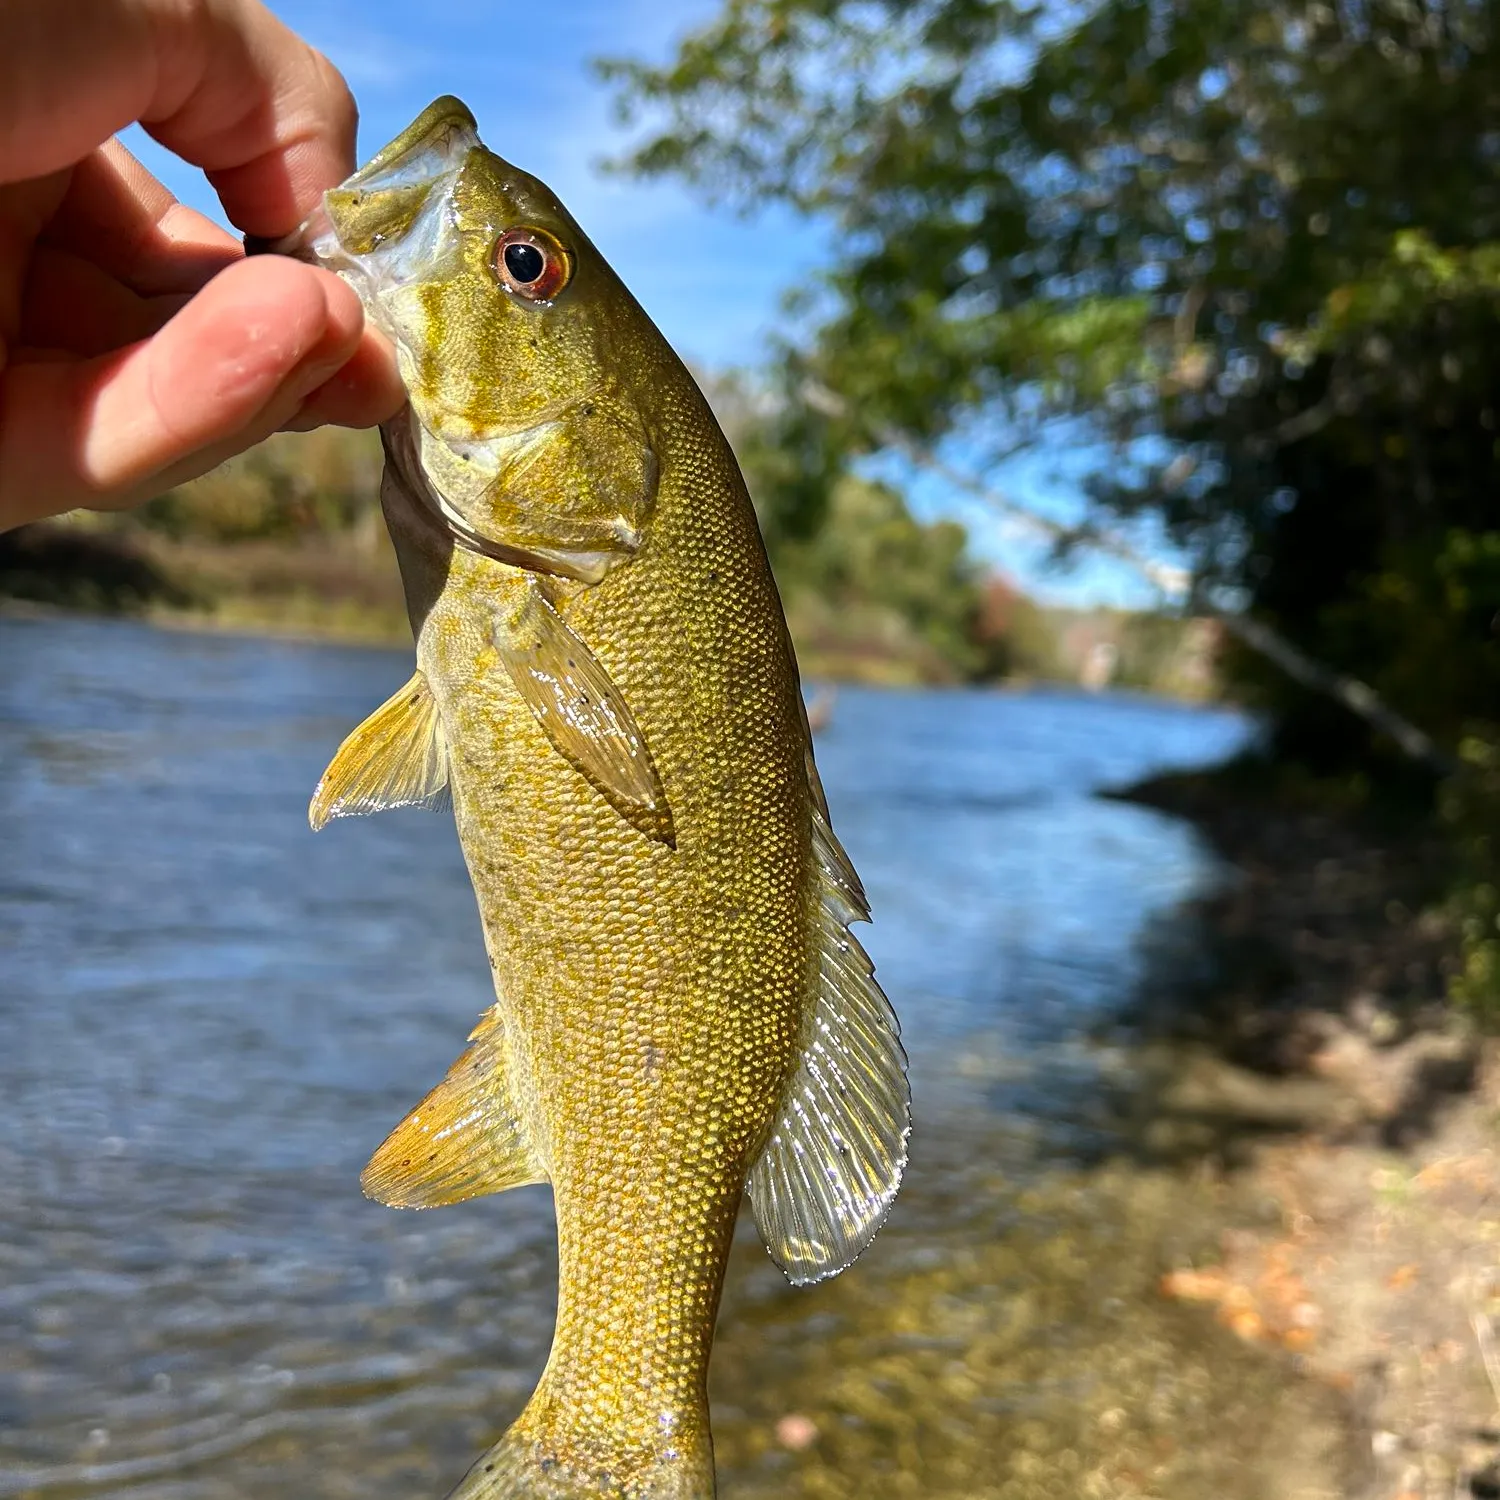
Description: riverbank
xmin=0 ymin=518 xmax=959 ymax=678
xmin=0 ymin=514 xmax=414 ymax=646
xmin=0 ymin=489 xmax=1221 ymax=693
xmin=1115 ymin=762 xmax=1500 ymax=1500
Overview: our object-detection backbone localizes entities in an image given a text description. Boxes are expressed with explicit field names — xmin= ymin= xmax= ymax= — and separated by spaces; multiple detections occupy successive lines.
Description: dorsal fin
xmin=309 ymin=669 xmax=450 ymax=831
xmin=362 ymin=1007 xmax=547 ymax=1208
xmin=748 ymin=807 xmax=911 ymax=1285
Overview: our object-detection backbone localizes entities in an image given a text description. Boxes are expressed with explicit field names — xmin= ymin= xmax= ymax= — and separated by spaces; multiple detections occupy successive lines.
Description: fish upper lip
xmin=346 ymin=96 xmax=478 ymax=194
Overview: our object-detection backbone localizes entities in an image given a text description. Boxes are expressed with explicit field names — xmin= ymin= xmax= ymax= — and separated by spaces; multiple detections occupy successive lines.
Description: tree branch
xmin=801 ymin=380 xmax=1460 ymax=776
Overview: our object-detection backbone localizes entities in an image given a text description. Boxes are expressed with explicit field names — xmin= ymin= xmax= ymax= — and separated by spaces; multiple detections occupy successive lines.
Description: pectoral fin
xmin=309 ymin=670 xmax=450 ymax=831
xmin=495 ymin=586 xmax=674 ymax=847
xmin=363 ymin=1007 xmax=546 ymax=1208
xmin=748 ymin=809 xmax=910 ymax=1284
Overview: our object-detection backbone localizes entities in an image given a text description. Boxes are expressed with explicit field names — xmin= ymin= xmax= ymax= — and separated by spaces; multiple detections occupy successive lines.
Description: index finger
xmin=0 ymin=0 xmax=356 ymax=237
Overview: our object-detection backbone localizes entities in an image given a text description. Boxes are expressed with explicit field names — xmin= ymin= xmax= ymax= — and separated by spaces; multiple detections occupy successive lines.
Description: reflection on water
xmin=2 ymin=616 xmax=1333 ymax=1500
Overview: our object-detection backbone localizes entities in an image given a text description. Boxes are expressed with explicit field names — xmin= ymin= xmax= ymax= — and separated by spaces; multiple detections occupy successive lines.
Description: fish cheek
xmin=393 ymin=281 xmax=521 ymax=431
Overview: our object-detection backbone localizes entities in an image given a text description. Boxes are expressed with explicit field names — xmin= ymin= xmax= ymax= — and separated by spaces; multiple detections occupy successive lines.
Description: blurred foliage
xmin=138 ymin=427 xmax=387 ymax=546
xmin=703 ymin=372 xmax=1003 ymax=679
xmin=603 ymin=0 xmax=1500 ymax=772
xmin=770 ymin=474 xmax=992 ymax=681
xmin=983 ymin=585 xmax=1221 ymax=697
xmin=0 ymin=429 xmax=414 ymax=646
xmin=7 ymin=416 xmax=1028 ymax=682
xmin=705 ymin=370 xmax=1219 ymax=687
xmin=1181 ymin=234 xmax=1500 ymax=775
xmin=3 ymin=403 xmax=1213 ymax=690
xmin=0 ymin=519 xmax=189 ymax=615
xmin=1443 ymin=738 xmax=1500 ymax=1022
xmin=604 ymin=0 xmax=1500 ymax=1024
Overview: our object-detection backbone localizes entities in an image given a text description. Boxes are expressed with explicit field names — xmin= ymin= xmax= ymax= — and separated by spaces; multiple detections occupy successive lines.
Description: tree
xmin=702 ymin=370 xmax=1001 ymax=681
xmin=603 ymin=0 xmax=1500 ymax=767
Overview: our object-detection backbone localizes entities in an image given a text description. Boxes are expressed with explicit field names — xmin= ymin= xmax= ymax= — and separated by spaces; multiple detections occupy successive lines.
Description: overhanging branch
xmin=800 ymin=381 xmax=1460 ymax=777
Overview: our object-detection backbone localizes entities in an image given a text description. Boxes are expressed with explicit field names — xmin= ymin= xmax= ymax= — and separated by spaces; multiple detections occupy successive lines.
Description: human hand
xmin=0 ymin=0 xmax=405 ymax=533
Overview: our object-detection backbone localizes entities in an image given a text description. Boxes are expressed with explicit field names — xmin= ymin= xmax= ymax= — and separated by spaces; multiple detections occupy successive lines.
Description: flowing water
xmin=0 ymin=615 xmax=1347 ymax=1500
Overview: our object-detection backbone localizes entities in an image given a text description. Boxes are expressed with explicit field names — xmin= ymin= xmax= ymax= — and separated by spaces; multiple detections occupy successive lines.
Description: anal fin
xmin=363 ymin=1007 xmax=547 ymax=1208
xmin=310 ymin=669 xmax=450 ymax=831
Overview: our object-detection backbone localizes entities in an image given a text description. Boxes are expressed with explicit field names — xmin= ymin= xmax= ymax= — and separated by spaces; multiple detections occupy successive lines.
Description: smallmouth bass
xmin=269 ymin=98 xmax=909 ymax=1500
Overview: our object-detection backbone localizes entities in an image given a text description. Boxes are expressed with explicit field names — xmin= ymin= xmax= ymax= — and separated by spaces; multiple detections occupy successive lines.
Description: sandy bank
xmin=1117 ymin=766 xmax=1500 ymax=1500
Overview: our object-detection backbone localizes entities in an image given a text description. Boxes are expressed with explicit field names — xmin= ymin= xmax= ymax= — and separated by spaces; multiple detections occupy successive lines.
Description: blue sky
xmin=126 ymin=0 xmax=823 ymax=375
xmin=123 ymin=0 xmax=1180 ymax=609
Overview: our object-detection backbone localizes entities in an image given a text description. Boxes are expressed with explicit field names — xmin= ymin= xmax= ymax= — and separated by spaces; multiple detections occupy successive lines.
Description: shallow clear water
xmin=0 ymin=615 xmax=1257 ymax=1499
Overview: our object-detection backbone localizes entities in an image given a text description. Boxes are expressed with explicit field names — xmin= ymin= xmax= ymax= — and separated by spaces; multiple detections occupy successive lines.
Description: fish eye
xmin=492 ymin=227 xmax=572 ymax=302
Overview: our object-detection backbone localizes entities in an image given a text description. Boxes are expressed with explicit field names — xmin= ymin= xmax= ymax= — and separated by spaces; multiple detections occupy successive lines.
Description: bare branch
xmin=802 ymin=381 xmax=1459 ymax=777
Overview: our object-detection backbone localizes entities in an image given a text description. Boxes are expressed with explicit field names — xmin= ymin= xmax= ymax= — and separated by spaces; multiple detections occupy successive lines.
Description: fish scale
xmin=274 ymin=96 xmax=909 ymax=1499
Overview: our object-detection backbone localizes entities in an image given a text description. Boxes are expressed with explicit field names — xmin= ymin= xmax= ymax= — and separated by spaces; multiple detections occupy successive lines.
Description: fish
xmin=267 ymin=97 xmax=909 ymax=1500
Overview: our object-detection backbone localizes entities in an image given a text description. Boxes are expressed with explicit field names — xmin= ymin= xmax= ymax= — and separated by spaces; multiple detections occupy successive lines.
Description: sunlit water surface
xmin=1 ymin=616 xmax=1300 ymax=1500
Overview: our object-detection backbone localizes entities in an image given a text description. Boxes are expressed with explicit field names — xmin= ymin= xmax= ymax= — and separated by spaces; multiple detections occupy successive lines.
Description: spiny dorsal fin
xmin=804 ymin=735 xmax=833 ymax=824
xmin=310 ymin=669 xmax=450 ymax=831
xmin=495 ymin=585 xmax=674 ymax=847
xmin=748 ymin=808 xmax=910 ymax=1285
xmin=808 ymin=761 xmax=868 ymax=922
xmin=362 ymin=1008 xmax=547 ymax=1209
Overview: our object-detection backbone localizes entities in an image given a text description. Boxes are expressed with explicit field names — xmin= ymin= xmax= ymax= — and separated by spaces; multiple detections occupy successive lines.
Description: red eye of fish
xmin=493 ymin=227 xmax=572 ymax=302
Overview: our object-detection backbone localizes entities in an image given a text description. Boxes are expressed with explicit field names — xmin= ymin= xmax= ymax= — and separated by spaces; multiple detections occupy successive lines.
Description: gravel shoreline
xmin=1116 ymin=766 xmax=1500 ymax=1500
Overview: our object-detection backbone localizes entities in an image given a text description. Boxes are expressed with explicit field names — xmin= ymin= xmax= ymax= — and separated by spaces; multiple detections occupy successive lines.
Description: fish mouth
xmin=251 ymin=98 xmax=627 ymax=586
xmin=342 ymin=96 xmax=478 ymax=197
xmin=247 ymin=96 xmax=480 ymax=268
xmin=321 ymin=97 xmax=479 ymax=255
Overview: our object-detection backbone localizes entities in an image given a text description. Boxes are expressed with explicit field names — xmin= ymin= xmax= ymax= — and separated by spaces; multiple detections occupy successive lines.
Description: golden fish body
xmin=291 ymin=99 xmax=908 ymax=1500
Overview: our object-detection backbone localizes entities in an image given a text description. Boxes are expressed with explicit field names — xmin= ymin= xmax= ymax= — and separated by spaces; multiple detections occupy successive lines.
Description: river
xmin=0 ymin=615 xmax=1346 ymax=1499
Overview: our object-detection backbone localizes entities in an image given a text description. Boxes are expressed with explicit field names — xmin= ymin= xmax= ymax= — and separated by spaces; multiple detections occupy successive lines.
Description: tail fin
xmin=445 ymin=1399 xmax=715 ymax=1500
